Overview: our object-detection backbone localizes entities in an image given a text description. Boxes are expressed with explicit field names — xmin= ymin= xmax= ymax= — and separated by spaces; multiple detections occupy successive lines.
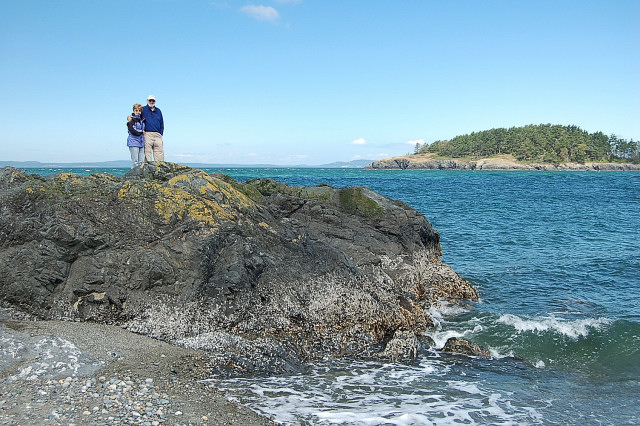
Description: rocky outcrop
xmin=441 ymin=337 xmax=490 ymax=357
xmin=368 ymin=154 xmax=640 ymax=171
xmin=0 ymin=163 xmax=478 ymax=374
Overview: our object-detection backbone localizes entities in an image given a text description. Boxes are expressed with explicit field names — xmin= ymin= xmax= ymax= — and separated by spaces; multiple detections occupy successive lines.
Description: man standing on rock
xmin=142 ymin=95 xmax=164 ymax=162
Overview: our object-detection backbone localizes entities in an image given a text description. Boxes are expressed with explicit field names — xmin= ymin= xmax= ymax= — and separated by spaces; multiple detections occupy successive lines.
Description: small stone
xmin=441 ymin=337 xmax=490 ymax=357
xmin=175 ymin=410 xmax=183 ymax=415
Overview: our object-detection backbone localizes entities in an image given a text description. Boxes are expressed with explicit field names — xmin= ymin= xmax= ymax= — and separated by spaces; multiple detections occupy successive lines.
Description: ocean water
xmin=24 ymin=167 xmax=640 ymax=424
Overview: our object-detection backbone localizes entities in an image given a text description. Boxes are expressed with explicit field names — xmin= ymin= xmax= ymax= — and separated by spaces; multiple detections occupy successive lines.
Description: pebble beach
xmin=0 ymin=307 xmax=273 ymax=425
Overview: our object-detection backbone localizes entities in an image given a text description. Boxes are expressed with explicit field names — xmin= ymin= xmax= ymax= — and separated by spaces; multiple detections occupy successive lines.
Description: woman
xmin=126 ymin=104 xmax=145 ymax=168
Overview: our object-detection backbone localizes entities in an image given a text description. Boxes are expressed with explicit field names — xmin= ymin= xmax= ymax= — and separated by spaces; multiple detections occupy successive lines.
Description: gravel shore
xmin=0 ymin=309 xmax=273 ymax=425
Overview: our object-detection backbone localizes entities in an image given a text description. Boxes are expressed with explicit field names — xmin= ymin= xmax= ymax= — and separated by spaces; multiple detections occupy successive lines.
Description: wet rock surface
xmin=0 ymin=163 xmax=478 ymax=374
xmin=441 ymin=337 xmax=491 ymax=357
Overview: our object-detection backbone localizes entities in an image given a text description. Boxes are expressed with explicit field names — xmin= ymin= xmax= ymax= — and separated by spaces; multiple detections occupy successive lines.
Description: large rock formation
xmin=0 ymin=163 xmax=477 ymax=373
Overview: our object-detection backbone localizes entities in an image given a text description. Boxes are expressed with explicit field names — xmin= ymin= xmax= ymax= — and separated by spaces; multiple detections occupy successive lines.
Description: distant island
xmin=0 ymin=159 xmax=374 ymax=169
xmin=368 ymin=124 xmax=640 ymax=170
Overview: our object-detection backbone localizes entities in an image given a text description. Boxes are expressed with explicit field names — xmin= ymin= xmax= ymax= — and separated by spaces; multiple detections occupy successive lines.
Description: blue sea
xmin=26 ymin=167 xmax=640 ymax=424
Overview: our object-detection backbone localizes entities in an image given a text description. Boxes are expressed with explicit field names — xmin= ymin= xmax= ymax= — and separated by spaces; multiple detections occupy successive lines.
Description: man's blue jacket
xmin=142 ymin=105 xmax=164 ymax=135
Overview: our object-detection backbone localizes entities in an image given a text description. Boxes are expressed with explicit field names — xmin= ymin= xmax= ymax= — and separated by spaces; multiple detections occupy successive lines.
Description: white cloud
xmin=407 ymin=139 xmax=425 ymax=145
xmin=240 ymin=5 xmax=280 ymax=21
xmin=352 ymin=138 xmax=367 ymax=145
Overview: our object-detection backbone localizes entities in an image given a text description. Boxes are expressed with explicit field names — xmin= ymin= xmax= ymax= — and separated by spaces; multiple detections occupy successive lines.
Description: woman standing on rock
xmin=126 ymin=103 xmax=145 ymax=168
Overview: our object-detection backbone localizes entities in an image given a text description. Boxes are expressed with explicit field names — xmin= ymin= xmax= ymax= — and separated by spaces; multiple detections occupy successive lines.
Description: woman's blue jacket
xmin=127 ymin=114 xmax=145 ymax=147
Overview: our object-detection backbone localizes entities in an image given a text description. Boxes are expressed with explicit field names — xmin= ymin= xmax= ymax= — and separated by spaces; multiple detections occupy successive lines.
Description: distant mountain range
xmin=0 ymin=159 xmax=374 ymax=169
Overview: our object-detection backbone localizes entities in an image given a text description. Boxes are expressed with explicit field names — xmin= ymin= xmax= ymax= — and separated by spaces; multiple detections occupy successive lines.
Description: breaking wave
xmin=496 ymin=313 xmax=612 ymax=339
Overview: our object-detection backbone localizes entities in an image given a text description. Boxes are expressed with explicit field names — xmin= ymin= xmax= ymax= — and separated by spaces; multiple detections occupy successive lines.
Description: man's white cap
xmin=147 ymin=95 xmax=156 ymax=101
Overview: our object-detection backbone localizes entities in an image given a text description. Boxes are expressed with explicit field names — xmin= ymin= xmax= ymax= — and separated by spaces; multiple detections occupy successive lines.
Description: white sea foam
xmin=427 ymin=301 xmax=472 ymax=322
xmin=208 ymin=357 xmax=542 ymax=425
xmin=423 ymin=302 xmax=485 ymax=350
xmin=497 ymin=314 xmax=612 ymax=339
xmin=424 ymin=324 xmax=485 ymax=350
xmin=488 ymin=347 xmax=515 ymax=359
xmin=448 ymin=380 xmax=482 ymax=394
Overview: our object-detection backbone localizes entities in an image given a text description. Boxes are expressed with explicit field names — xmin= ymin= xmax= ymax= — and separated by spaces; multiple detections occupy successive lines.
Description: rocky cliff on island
xmin=368 ymin=153 xmax=640 ymax=171
xmin=0 ymin=163 xmax=480 ymax=375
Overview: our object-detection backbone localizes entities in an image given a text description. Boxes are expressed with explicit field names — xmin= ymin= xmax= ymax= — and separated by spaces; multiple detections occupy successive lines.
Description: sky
xmin=1 ymin=0 xmax=638 ymax=165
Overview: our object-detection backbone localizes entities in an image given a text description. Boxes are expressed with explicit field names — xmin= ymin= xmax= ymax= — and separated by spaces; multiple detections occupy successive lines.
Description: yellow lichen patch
xmin=57 ymin=173 xmax=80 ymax=183
xmin=258 ymin=222 xmax=270 ymax=229
xmin=167 ymin=174 xmax=192 ymax=186
xmin=26 ymin=187 xmax=34 ymax=194
xmin=166 ymin=171 xmax=254 ymax=210
xmin=153 ymin=185 xmax=236 ymax=226
xmin=117 ymin=181 xmax=138 ymax=199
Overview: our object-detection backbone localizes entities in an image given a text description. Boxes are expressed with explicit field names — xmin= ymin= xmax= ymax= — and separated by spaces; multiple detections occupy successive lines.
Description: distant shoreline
xmin=366 ymin=154 xmax=640 ymax=171
xmin=0 ymin=159 xmax=374 ymax=169
xmin=3 ymin=156 xmax=639 ymax=172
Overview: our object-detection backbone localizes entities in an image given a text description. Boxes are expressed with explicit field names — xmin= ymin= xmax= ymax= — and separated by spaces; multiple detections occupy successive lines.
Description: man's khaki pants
xmin=144 ymin=131 xmax=164 ymax=162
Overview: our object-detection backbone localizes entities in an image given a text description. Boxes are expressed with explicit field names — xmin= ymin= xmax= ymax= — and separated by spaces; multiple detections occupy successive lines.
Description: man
xmin=142 ymin=95 xmax=164 ymax=162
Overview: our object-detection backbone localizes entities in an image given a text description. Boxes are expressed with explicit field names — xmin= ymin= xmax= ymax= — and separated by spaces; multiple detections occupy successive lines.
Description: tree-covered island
xmin=415 ymin=124 xmax=638 ymax=164
xmin=368 ymin=124 xmax=639 ymax=170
